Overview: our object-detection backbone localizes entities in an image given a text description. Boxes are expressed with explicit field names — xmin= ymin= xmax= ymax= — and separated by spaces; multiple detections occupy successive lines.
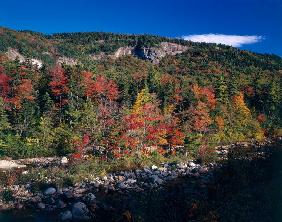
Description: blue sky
xmin=0 ymin=0 xmax=281 ymax=56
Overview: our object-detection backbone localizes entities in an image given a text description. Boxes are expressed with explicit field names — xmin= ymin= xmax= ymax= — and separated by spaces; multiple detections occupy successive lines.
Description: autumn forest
xmin=0 ymin=28 xmax=281 ymax=162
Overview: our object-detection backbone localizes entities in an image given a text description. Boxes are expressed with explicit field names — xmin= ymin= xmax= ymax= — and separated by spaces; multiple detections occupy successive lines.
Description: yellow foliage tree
xmin=231 ymin=92 xmax=265 ymax=141
xmin=232 ymin=92 xmax=251 ymax=116
xmin=132 ymin=86 xmax=153 ymax=114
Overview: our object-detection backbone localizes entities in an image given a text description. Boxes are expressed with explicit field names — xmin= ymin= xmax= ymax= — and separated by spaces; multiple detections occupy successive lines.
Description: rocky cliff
xmin=134 ymin=42 xmax=189 ymax=64
xmin=95 ymin=42 xmax=189 ymax=64
xmin=5 ymin=48 xmax=43 ymax=68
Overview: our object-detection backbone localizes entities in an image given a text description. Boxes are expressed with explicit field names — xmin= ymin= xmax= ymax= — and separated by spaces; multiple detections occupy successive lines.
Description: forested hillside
xmin=0 ymin=27 xmax=281 ymax=160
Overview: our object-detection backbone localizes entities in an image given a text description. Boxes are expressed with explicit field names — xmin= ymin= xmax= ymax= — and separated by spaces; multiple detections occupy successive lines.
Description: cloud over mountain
xmin=183 ymin=34 xmax=263 ymax=47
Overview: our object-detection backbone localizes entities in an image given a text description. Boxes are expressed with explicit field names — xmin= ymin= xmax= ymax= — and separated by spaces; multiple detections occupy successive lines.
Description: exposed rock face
xmin=30 ymin=59 xmax=43 ymax=68
xmin=108 ymin=42 xmax=188 ymax=64
xmin=57 ymin=57 xmax=78 ymax=66
xmin=90 ymin=52 xmax=106 ymax=61
xmin=134 ymin=42 xmax=188 ymax=64
xmin=110 ymin=46 xmax=134 ymax=59
xmin=5 ymin=48 xmax=43 ymax=68
xmin=5 ymin=42 xmax=187 ymax=67
xmin=5 ymin=48 xmax=25 ymax=62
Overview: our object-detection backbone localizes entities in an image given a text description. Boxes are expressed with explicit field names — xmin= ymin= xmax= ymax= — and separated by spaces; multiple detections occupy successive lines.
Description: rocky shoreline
xmin=0 ymin=139 xmax=280 ymax=221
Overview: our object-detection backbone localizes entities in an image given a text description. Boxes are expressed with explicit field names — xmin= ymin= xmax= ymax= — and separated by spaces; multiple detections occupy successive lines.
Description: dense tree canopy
xmin=0 ymin=28 xmax=281 ymax=159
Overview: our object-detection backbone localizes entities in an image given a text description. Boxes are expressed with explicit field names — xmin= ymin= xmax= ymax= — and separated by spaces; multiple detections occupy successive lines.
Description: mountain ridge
xmin=1 ymin=26 xmax=281 ymax=67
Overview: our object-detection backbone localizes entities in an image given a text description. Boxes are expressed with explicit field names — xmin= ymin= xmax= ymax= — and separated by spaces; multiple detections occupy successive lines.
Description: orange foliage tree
xmin=11 ymin=79 xmax=34 ymax=109
xmin=189 ymin=84 xmax=217 ymax=133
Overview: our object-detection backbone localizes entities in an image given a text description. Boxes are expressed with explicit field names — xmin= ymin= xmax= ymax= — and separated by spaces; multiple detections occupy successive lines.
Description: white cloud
xmin=182 ymin=34 xmax=263 ymax=47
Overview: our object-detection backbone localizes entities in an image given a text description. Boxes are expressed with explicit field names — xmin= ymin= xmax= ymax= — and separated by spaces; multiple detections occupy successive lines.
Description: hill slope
xmin=0 ymin=27 xmax=281 ymax=159
xmin=1 ymin=26 xmax=281 ymax=66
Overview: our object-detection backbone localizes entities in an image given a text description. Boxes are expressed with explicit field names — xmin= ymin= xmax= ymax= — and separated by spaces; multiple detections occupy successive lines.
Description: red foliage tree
xmin=49 ymin=65 xmax=69 ymax=107
xmin=92 ymin=75 xmax=119 ymax=101
xmin=71 ymin=134 xmax=90 ymax=160
xmin=81 ymin=73 xmax=119 ymax=101
xmin=81 ymin=71 xmax=95 ymax=98
xmin=11 ymin=79 xmax=34 ymax=109
xmin=122 ymin=103 xmax=164 ymax=152
xmin=162 ymin=117 xmax=185 ymax=148
xmin=0 ymin=66 xmax=11 ymax=102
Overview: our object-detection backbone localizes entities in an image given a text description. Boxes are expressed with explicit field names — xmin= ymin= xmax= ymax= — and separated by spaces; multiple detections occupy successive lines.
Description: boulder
xmin=56 ymin=200 xmax=66 ymax=209
xmin=126 ymin=179 xmax=137 ymax=184
xmin=117 ymin=182 xmax=128 ymax=189
xmin=84 ymin=193 xmax=96 ymax=204
xmin=151 ymin=165 xmax=158 ymax=170
xmin=188 ymin=162 xmax=197 ymax=168
xmin=151 ymin=175 xmax=163 ymax=185
xmin=44 ymin=187 xmax=56 ymax=195
xmin=72 ymin=202 xmax=91 ymax=221
xmin=61 ymin=157 xmax=68 ymax=164
xmin=37 ymin=202 xmax=45 ymax=209
xmin=60 ymin=210 xmax=72 ymax=221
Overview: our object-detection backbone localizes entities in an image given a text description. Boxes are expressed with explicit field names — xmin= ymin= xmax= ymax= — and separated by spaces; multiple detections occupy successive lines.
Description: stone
xmin=117 ymin=182 xmax=128 ymax=189
xmin=15 ymin=203 xmax=24 ymax=210
xmin=144 ymin=168 xmax=151 ymax=174
xmin=44 ymin=187 xmax=56 ymax=195
xmin=31 ymin=196 xmax=42 ymax=203
xmin=107 ymin=184 xmax=115 ymax=191
xmin=93 ymin=181 xmax=101 ymax=188
xmin=63 ymin=190 xmax=73 ymax=199
xmin=198 ymin=167 xmax=208 ymax=174
xmin=56 ymin=200 xmax=66 ymax=209
xmin=84 ymin=193 xmax=96 ymax=203
xmin=37 ymin=202 xmax=45 ymax=209
xmin=192 ymin=172 xmax=200 ymax=177
xmin=151 ymin=165 xmax=158 ymax=170
xmin=177 ymin=163 xmax=187 ymax=169
xmin=74 ymin=188 xmax=87 ymax=194
xmin=22 ymin=170 xmax=29 ymax=175
xmin=88 ymin=203 xmax=98 ymax=212
xmin=61 ymin=157 xmax=68 ymax=164
xmin=135 ymin=169 xmax=141 ymax=173
xmin=126 ymin=179 xmax=137 ymax=184
xmin=188 ymin=162 xmax=197 ymax=168
xmin=44 ymin=197 xmax=55 ymax=204
xmin=116 ymin=175 xmax=125 ymax=181
xmin=151 ymin=175 xmax=163 ymax=185
xmin=60 ymin=210 xmax=72 ymax=221
xmin=72 ymin=202 xmax=91 ymax=221
xmin=158 ymin=167 xmax=167 ymax=172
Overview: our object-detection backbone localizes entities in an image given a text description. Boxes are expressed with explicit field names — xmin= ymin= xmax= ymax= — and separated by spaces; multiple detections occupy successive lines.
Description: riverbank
xmin=0 ymin=138 xmax=281 ymax=221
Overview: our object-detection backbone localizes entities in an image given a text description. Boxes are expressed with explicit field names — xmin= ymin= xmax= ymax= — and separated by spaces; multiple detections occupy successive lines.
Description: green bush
xmin=0 ymin=134 xmax=54 ymax=159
